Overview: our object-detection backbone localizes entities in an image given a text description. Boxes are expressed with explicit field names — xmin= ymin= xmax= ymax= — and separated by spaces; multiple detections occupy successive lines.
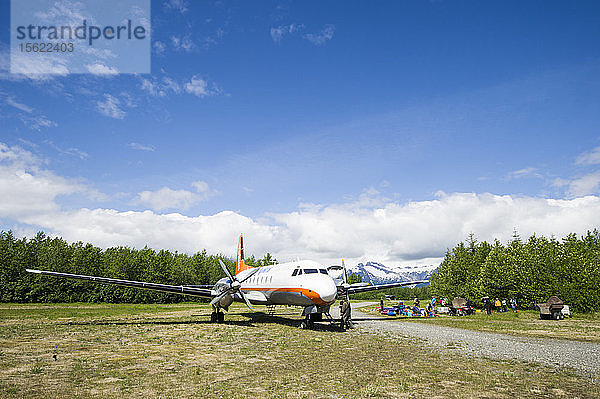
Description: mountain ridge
xmin=346 ymin=261 xmax=436 ymax=285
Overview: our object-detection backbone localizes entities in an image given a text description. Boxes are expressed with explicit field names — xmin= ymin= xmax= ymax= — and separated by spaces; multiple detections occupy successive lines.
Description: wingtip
xmin=26 ymin=269 xmax=41 ymax=274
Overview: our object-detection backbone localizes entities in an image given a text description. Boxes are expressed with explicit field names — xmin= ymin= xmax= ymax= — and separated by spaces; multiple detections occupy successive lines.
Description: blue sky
xmin=1 ymin=1 xmax=600 ymax=266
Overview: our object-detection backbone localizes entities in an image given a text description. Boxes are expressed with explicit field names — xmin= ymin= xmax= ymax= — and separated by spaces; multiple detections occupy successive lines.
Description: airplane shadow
xmin=65 ymin=312 xmax=346 ymax=331
xmin=66 ymin=318 xmax=257 ymax=327
xmin=240 ymin=312 xmax=346 ymax=332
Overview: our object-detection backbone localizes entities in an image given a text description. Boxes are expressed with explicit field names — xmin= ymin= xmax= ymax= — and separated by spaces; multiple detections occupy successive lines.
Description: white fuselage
xmin=218 ymin=260 xmax=338 ymax=308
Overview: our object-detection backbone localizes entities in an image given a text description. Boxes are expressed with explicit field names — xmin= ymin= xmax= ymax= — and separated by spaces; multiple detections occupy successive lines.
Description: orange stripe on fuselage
xmin=240 ymin=287 xmax=331 ymax=306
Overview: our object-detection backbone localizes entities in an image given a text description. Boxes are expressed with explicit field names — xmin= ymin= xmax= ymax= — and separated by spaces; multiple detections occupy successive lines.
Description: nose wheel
xmin=300 ymin=313 xmax=322 ymax=329
xmin=210 ymin=310 xmax=225 ymax=323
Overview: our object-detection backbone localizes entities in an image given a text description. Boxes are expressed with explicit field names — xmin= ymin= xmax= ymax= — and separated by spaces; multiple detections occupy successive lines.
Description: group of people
xmin=377 ymin=297 xmax=435 ymax=317
xmin=482 ymin=297 xmax=518 ymax=315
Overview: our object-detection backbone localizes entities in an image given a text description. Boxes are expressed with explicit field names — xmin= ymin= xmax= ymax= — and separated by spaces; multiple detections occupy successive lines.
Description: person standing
xmin=494 ymin=298 xmax=501 ymax=313
xmin=483 ymin=297 xmax=492 ymax=315
xmin=510 ymin=297 xmax=517 ymax=312
xmin=501 ymin=299 xmax=507 ymax=312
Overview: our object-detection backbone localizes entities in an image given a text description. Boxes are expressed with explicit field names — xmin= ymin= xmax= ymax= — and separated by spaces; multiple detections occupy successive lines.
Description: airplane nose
xmin=319 ymin=277 xmax=338 ymax=304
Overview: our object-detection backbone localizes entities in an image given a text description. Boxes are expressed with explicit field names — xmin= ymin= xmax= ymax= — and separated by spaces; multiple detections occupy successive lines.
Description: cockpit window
xmin=304 ymin=269 xmax=318 ymax=274
xmin=319 ymin=269 xmax=328 ymax=274
xmin=292 ymin=269 xmax=299 ymax=276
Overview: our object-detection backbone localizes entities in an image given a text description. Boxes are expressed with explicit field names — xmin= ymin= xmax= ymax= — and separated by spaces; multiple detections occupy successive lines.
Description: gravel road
xmin=332 ymin=302 xmax=600 ymax=381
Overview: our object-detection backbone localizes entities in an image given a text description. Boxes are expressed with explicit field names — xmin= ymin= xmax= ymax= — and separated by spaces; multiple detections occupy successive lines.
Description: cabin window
xmin=319 ymin=269 xmax=328 ymax=274
xmin=304 ymin=269 xmax=318 ymax=274
xmin=292 ymin=269 xmax=299 ymax=276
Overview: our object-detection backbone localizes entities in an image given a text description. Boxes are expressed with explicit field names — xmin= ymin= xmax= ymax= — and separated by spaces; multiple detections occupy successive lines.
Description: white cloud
xmin=303 ymin=24 xmax=335 ymax=45
xmin=0 ymin=143 xmax=85 ymax=219
xmin=23 ymin=115 xmax=58 ymax=131
xmin=184 ymin=76 xmax=216 ymax=97
xmin=86 ymin=63 xmax=118 ymax=75
xmin=170 ymin=35 xmax=195 ymax=52
xmin=134 ymin=187 xmax=200 ymax=211
xmin=153 ymin=41 xmax=167 ymax=55
xmin=15 ymin=191 xmax=600 ymax=267
xmin=506 ymin=166 xmax=542 ymax=180
xmin=96 ymin=94 xmax=125 ymax=119
xmin=164 ymin=0 xmax=189 ymax=14
xmin=141 ymin=76 xmax=207 ymax=97
xmin=6 ymin=97 xmax=33 ymax=113
xmin=127 ymin=142 xmax=155 ymax=152
xmin=133 ymin=181 xmax=216 ymax=211
xmin=4 ymin=143 xmax=600 ymax=267
xmin=567 ymin=171 xmax=600 ymax=197
xmin=575 ymin=146 xmax=600 ymax=165
xmin=270 ymin=24 xmax=303 ymax=44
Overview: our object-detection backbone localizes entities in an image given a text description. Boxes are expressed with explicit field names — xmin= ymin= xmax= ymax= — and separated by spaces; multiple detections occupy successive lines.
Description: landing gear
xmin=340 ymin=307 xmax=353 ymax=331
xmin=210 ymin=310 xmax=225 ymax=323
xmin=339 ymin=298 xmax=353 ymax=331
xmin=300 ymin=314 xmax=315 ymax=329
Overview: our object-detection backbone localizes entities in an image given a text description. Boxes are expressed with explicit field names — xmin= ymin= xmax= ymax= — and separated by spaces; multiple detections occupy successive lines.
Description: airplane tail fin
xmin=235 ymin=234 xmax=251 ymax=275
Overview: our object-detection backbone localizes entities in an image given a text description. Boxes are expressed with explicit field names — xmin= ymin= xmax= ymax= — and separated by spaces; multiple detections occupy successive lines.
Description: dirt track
xmin=332 ymin=302 xmax=600 ymax=381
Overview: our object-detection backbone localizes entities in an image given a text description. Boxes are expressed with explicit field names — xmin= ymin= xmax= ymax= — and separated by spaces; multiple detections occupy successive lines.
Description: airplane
xmin=26 ymin=235 xmax=428 ymax=330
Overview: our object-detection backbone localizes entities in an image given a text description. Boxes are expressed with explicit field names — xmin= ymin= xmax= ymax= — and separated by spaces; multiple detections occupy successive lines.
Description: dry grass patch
xmin=0 ymin=303 xmax=598 ymax=398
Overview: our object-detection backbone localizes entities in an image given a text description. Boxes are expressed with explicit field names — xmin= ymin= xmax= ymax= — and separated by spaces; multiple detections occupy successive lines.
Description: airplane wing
xmin=345 ymin=280 xmax=429 ymax=295
xmin=26 ymin=269 xmax=213 ymax=297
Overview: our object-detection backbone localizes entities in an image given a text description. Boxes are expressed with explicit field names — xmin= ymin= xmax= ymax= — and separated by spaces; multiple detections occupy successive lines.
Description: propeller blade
xmin=238 ymin=267 xmax=259 ymax=283
xmin=210 ymin=290 xmax=229 ymax=306
xmin=218 ymin=259 xmax=234 ymax=281
xmin=238 ymin=289 xmax=254 ymax=311
xmin=342 ymin=259 xmax=350 ymax=301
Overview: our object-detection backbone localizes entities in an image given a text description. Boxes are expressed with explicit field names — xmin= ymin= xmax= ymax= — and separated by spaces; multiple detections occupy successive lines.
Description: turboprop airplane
xmin=26 ymin=235 xmax=428 ymax=330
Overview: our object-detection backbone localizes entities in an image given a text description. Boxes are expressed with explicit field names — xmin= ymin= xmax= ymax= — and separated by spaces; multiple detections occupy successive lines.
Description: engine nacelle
xmin=219 ymin=294 xmax=234 ymax=309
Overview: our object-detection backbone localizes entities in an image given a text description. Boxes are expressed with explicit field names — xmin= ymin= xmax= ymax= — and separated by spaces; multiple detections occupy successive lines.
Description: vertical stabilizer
xmin=235 ymin=234 xmax=250 ymax=275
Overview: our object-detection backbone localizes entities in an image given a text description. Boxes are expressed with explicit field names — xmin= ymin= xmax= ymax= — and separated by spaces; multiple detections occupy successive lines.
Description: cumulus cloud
xmin=96 ymin=94 xmax=125 ymax=119
xmin=12 ymin=191 xmax=600 ymax=267
xmin=4 ymin=142 xmax=600 ymax=267
xmin=0 ymin=143 xmax=85 ymax=220
xmin=133 ymin=180 xmax=216 ymax=211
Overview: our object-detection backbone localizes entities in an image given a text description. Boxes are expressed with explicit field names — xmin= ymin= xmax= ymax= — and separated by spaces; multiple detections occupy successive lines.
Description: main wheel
xmin=217 ymin=311 xmax=225 ymax=323
xmin=210 ymin=312 xmax=217 ymax=323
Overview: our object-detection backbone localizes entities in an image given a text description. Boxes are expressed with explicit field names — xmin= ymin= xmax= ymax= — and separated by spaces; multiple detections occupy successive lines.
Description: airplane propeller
xmin=210 ymin=259 xmax=258 ymax=311
xmin=341 ymin=259 xmax=350 ymax=302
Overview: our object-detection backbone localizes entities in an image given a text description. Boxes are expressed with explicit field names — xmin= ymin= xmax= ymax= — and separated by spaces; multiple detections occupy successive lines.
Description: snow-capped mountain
xmin=345 ymin=262 xmax=436 ymax=285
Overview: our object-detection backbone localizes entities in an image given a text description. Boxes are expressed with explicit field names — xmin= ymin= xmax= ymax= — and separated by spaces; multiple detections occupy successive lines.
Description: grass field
xmin=360 ymin=300 xmax=600 ymax=343
xmin=1 ymin=303 xmax=599 ymax=399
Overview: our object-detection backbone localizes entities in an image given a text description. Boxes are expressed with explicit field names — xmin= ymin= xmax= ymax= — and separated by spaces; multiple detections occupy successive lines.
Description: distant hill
xmin=345 ymin=262 xmax=436 ymax=286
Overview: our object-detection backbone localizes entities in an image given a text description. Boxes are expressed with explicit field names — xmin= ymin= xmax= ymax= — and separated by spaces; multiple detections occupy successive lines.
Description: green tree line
xmin=0 ymin=231 xmax=274 ymax=303
xmin=429 ymin=231 xmax=600 ymax=312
